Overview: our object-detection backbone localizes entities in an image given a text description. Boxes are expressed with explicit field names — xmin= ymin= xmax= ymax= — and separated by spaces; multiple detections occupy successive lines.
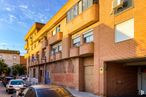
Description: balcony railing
xmin=79 ymin=42 xmax=94 ymax=57
xmin=49 ymin=32 xmax=63 ymax=45
xmin=70 ymin=47 xmax=79 ymax=58
xmin=55 ymin=52 xmax=62 ymax=60
xmin=49 ymin=54 xmax=56 ymax=62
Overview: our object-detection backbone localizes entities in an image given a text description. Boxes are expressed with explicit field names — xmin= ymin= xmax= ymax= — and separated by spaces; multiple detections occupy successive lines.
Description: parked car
xmin=13 ymin=85 xmax=74 ymax=97
xmin=2 ymin=76 xmax=14 ymax=87
xmin=6 ymin=79 xmax=26 ymax=94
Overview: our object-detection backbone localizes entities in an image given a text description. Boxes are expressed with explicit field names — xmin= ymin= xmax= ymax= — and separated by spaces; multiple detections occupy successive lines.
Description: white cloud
xmin=19 ymin=5 xmax=28 ymax=9
xmin=9 ymin=14 xmax=17 ymax=23
xmin=5 ymin=7 xmax=12 ymax=11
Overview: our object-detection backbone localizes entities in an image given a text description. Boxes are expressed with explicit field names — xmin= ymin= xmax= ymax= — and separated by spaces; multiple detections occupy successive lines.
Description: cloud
xmin=19 ymin=5 xmax=28 ymax=9
xmin=0 ymin=42 xmax=8 ymax=46
xmin=8 ymin=14 xmax=17 ymax=23
xmin=5 ymin=7 xmax=12 ymax=11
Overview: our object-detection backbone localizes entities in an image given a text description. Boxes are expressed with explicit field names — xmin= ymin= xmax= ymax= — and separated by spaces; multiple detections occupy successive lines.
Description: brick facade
xmin=24 ymin=0 xmax=146 ymax=97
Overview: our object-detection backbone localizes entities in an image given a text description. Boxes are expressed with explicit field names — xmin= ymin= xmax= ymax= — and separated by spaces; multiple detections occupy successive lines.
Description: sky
xmin=0 ymin=0 xmax=67 ymax=55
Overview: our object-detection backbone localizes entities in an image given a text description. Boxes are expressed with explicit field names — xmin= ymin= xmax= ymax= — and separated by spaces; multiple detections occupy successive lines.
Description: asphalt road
xmin=0 ymin=81 xmax=13 ymax=97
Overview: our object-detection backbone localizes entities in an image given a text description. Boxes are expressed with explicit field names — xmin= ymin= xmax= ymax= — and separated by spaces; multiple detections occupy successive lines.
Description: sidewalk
xmin=67 ymin=88 xmax=100 ymax=97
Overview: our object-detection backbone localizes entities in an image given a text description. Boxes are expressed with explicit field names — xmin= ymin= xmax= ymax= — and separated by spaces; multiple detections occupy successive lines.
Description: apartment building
xmin=0 ymin=49 xmax=20 ymax=67
xmin=24 ymin=0 xmax=146 ymax=96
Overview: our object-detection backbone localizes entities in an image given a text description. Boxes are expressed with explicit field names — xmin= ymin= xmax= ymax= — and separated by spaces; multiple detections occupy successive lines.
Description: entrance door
xmin=142 ymin=73 xmax=146 ymax=94
xmin=39 ymin=70 xmax=43 ymax=83
xmin=84 ymin=65 xmax=94 ymax=92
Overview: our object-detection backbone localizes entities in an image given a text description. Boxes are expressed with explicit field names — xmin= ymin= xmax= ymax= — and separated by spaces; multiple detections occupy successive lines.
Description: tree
xmin=12 ymin=64 xmax=26 ymax=76
xmin=0 ymin=60 xmax=10 ymax=76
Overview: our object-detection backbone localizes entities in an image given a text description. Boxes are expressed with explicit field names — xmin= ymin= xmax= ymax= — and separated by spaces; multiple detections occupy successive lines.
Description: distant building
xmin=0 ymin=49 xmax=22 ymax=67
xmin=20 ymin=56 xmax=27 ymax=66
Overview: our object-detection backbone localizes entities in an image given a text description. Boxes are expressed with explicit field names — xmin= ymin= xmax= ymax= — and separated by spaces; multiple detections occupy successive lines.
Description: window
xmin=83 ymin=30 xmax=93 ymax=43
xmin=42 ymin=48 xmax=46 ymax=59
xmin=72 ymin=36 xmax=80 ymax=47
xmin=24 ymin=88 xmax=36 ymax=97
xmin=36 ymin=52 xmax=39 ymax=62
xmin=33 ymin=69 xmax=36 ymax=78
xmin=114 ymin=0 xmax=133 ymax=14
xmin=78 ymin=0 xmax=83 ymax=14
xmin=83 ymin=0 xmax=93 ymax=11
xmin=56 ymin=25 xmax=60 ymax=33
xmin=52 ymin=25 xmax=61 ymax=36
xmin=74 ymin=4 xmax=78 ymax=17
xmin=115 ymin=18 xmax=134 ymax=42
xmin=67 ymin=11 xmax=71 ymax=22
xmin=52 ymin=30 xmax=56 ymax=36
xmin=51 ymin=42 xmax=62 ymax=55
xmin=67 ymin=0 xmax=98 ymax=22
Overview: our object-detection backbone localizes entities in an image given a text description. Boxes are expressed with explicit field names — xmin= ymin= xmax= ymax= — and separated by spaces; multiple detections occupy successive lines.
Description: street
xmin=0 ymin=81 xmax=12 ymax=97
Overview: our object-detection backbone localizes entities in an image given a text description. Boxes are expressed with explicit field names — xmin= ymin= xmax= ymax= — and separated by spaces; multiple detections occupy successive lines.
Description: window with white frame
xmin=72 ymin=36 xmax=80 ymax=47
xmin=83 ymin=30 xmax=93 ymax=43
xmin=115 ymin=18 xmax=134 ymax=42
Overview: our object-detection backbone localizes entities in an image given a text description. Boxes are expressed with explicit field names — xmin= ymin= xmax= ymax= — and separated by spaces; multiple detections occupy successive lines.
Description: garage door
xmin=107 ymin=63 xmax=137 ymax=97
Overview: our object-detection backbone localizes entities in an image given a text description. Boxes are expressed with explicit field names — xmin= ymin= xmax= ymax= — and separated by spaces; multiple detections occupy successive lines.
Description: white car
xmin=6 ymin=79 xmax=25 ymax=94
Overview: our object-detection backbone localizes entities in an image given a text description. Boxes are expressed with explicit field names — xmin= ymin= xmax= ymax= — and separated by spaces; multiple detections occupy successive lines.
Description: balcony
xmin=70 ymin=47 xmax=79 ymax=58
xmin=66 ymin=4 xmax=99 ymax=34
xmin=35 ymin=60 xmax=39 ymax=65
xmin=49 ymin=54 xmax=56 ymax=62
xmin=49 ymin=32 xmax=63 ymax=45
xmin=79 ymin=42 xmax=94 ymax=57
xmin=42 ymin=38 xmax=48 ymax=48
xmin=55 ymin=52 xmax=62 ymax=60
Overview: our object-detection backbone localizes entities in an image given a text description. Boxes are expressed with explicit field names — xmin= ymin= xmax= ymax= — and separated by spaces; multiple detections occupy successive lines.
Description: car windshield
xmin=10 ymin=80 xmax=24 ymax=85
xmin=37 ymin=87 xmax=73 ymax=97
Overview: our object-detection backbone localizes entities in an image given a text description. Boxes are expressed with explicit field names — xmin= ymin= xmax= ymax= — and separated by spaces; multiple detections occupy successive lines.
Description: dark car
xmin=2 ymin=76 xmax=14 ymax=87
xmin=14 ymin=85 xmax=74 ymax=97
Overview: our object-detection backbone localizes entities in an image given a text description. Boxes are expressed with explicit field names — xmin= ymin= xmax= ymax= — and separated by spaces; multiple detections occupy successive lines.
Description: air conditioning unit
xmin=112 ymin=0 xmax=124 ymax=9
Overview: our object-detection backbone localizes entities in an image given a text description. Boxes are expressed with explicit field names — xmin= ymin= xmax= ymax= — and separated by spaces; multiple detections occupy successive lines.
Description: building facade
xmin=24 ymin=0 xmax=146 ymax=96
xmin=20 ymin=56 xmax=27 ymax=66
xmin=0 ymin=49 xmax=20 ymax=67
